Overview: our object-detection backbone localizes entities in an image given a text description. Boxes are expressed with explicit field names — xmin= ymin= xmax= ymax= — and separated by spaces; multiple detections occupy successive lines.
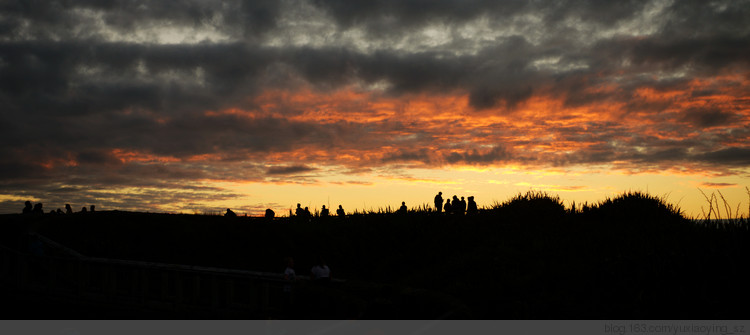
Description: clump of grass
xmin=697 ymin=187 xmax=749 ymax=229
xmin=492 ymin=190 xmax=566 ymax=220
xmin=592 ymin=191 xmax=684 ymax=223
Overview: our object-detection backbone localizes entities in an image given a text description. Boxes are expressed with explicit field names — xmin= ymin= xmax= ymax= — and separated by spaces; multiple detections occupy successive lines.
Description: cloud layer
xmin=1 ymin=0 xmax=749 ymax=212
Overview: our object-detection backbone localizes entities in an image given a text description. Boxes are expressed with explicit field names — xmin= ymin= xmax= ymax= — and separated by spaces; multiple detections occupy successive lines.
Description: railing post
xmin=193 ymin=274 xmax=201 ymax=306
xmin=140 ymin=268 xmax=148 ymax=305
xmin=211 ymin=275 xmax=219 ymax=310
xmin=175 ymin=271 xmax=184 ymax=305
xmin=107 ymin=264 xmax=117 ymax=296
xmin=16 ymin=253 xmax=27 ymax=290
xmin=161 ymin=271 xmax=169 ymax=302
xmin=47 ymin=257 xmax=56 ymax=293
xmin=261 ymin=282 xmax=269 ymax=312
xmin=226 ymin=278 xmax=234 ymax=308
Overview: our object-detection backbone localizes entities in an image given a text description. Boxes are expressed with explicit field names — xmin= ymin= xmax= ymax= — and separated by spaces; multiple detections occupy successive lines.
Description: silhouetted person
xmin=22 ymin=201 xmax=32 ymax=214
xmin=398 ymin=201 xmax=407 ymax=214
xmin=56 ymin=208 xmax=63 ymax=214
xmin=90 ymin=205 xmax=95 ymax=212
xmin=336 ymin=205 xmax=345 ymax=217
xmin=49 ymin=209 xmax=56 ymax=215
xmin=467 ymin=196 xmax=478 ymax=215
xmin=320 ymin=205 xmax=329 ymax=217
xmin=283 ymin=257 xmax=297 ymax=313
xmin=444 ymin=198 xmax=452 ymax=213
xmin=452 ymin=196 xmax=460 ymax=214
xmin=265 ymin=208 xmax=275 ymax=219
xmin=81 ymin=206 xmax=87 ymax=213
xmin=224 ymin=208 xmax=236 ymax=217
xmin=295 ymin=203 xmax=304 ymax=217
xmin=65 ymin=204 xmax=73 ymax=214
xmin=304 ymin=207 xmax=312 ymax=220
xmin=434 ymin=192 xmax=443 ymax=213
xmin=459 ymin=196 xmax=467 ymax=215
xmin=310 ymin=256 xmax=331 ymax=284
xmin=32 ymin=203 xmax=44 ymax=214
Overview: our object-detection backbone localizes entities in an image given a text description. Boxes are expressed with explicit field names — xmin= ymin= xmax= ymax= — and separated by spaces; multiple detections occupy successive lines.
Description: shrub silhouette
xmin=492 ymin=190 xmax=565 ymax=221
xmin=589 ymin=191 xmax=683 ymax=225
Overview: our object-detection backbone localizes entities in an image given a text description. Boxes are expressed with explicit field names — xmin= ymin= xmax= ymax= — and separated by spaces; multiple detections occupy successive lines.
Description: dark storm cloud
xmin=1 ymin=0 xmax=750 ymax=213
xmin=311 ymin=0 xmax=653 ymax=32
xmin=444 ymin=146 xmax=511 ymax=164
xmin=266 ymin=165 xmax=317 ymax=175
xmin=680 ymin=108 xmax=737 ymax=128
xmin=0 ymin=0 xmax=281 ymax=40
xmin=697 ymin=147 xmax=750 ymax=166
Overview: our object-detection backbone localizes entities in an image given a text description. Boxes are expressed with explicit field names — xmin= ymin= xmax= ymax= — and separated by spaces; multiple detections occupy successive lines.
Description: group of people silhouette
xmin=220 ymin=192 xmax=478 ymax=220
xmin=23 ymin=192 xmax=477 ymax=219
xmin=434 ymin=192 xmax=478 ymax=215
xmin=22 ymin=201 xmax=95 ymax=215
xmin=291 ymin=203 xmax=346 ymax=220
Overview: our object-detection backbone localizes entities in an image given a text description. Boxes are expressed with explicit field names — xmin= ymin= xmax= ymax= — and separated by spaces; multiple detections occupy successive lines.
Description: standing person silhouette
xmin=320 ymin=205 xmax=329 ymax=217
xmin=65 ymin=204 xmax=73 ymax=214
xmin=434 ymin=192 xmax=443 ymax=213
xmin=467 ymin=196 xmax=478 ymax=215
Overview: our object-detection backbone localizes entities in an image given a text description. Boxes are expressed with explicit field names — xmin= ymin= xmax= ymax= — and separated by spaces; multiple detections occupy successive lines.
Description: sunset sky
xmin=1 ymin=0 xmax=749 ymax=217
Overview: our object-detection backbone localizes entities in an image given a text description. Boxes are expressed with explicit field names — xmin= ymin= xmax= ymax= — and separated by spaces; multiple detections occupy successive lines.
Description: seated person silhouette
xmin=444 ymin=199 xmax=452 ymax=213
xmin=265 ymin=208 xmax=275 ymax=219
xmin=336 ymin=205 xmax=345 ymax=217
xmin=90 ymin=205 xmax=95 ymax=212
xmin=224 ymin=208 xmax=237 ymax=217
xmin=32 ymin=203 xmax=44 ymax=214
xmin=295 ymin=203 xmax=304 ymax=217
xmin=398 ymin=201 xmax=407 ymax=214
xmin=22 ymin=201 xmax=32 ymax=214
xmin=65 ymin=204 xmax=73 ymax=214
xmin=56 ymin=208 xmax=63 ymax=214
xmin=81 ymin=206 xmax=87 ymax=213
xmin=320 ymin=205 xmax=329 ymax=217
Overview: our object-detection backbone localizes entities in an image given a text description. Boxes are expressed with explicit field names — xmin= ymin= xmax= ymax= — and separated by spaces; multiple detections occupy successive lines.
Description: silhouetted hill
xmin=2 ymin=192 xmax=748 ymax=319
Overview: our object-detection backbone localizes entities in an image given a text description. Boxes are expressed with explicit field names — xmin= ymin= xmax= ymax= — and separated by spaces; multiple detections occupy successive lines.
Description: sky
xmin=1 ymin=0 xmax=749 ymax=218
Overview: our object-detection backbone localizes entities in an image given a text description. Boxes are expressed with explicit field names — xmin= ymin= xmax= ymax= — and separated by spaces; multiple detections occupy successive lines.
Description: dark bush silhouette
xmin=588 ymin=191 xmax=683 ymax=224
xmin=492 ymin=190 xmax=565 ymax=221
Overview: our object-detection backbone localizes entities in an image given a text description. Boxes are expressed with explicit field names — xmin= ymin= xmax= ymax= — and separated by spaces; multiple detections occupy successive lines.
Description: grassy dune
xmin=4 ymin=191 xmax=749 ymax=319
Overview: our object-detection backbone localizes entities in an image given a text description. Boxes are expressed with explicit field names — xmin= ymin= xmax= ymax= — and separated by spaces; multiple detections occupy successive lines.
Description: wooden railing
xmin=0 ymin=234 xmax=359 ymax=318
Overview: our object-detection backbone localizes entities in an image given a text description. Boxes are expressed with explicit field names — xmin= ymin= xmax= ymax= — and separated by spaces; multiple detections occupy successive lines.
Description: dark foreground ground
xmin=1 ymin=192 xmax=749 ymax=319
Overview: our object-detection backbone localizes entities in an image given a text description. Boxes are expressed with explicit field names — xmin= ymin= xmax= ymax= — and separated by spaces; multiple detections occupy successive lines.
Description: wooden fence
xmin=0 ymin=233 xmax=360 ymax=318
